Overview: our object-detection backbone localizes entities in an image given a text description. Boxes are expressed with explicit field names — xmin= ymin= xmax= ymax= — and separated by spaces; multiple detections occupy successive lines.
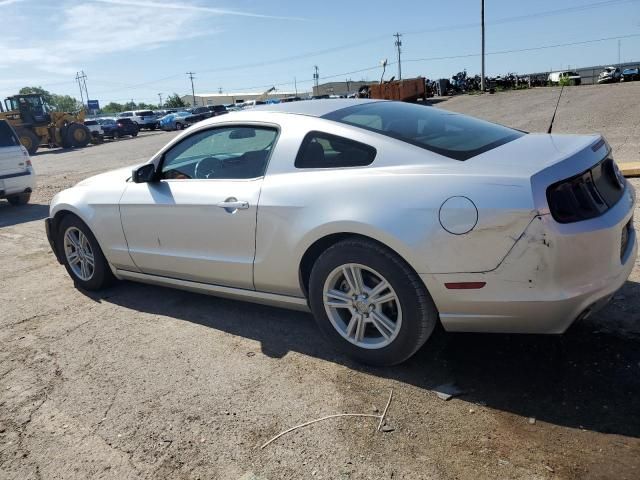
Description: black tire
xmin=7 ymin=193 xmax=30 ymax=206
xmin=131 ymin=132 xmax=138 ymax=137
xmin=308 ymin=238 xmax=438 ymax=366
xmin=65 ymin=123 xmax=91 ymax=148
xmin=16 ymin=128 xmax=39 ymax=155
xmin=175 ymin=122 xmax=183 ymax=130
xmin=149 ymin=125 xmax=156 ymax=131
xmin=57 ymin=215 xmax=115 ymax=291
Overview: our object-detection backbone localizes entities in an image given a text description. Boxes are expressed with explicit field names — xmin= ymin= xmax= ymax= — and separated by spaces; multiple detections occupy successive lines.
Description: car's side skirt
xmin=114 ymin=269 xmax=310 ymax=312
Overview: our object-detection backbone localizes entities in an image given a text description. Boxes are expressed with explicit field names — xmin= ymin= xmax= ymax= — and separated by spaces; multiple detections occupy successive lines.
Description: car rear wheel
xmin=58 ymin=215 xmax=115 ymax=290
xmin=7 ymin=193 xmax=30 ymax=206
xmin=308 ymin=238 xmax=438 ymax=366
xmin=175 ymin=122 xmax=183 ymax=130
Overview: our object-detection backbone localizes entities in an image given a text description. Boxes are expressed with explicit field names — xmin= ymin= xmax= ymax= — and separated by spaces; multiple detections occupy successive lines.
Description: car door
xmin=119 ymin=124 xmax=279 ymax=289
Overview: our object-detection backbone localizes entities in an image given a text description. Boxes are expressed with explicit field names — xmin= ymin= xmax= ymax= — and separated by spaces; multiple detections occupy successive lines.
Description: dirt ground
xmin=1 ymin=96 xmax=640 ymax=480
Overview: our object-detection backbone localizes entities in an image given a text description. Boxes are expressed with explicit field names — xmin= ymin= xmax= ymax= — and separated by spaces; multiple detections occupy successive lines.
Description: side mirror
xmin=132 ymin=164 xmax=156 ymax=183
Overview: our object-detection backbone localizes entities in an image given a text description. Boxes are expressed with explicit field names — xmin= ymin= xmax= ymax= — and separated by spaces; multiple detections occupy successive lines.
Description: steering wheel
xmin=194 ymin=156 xmax=223 ymax=179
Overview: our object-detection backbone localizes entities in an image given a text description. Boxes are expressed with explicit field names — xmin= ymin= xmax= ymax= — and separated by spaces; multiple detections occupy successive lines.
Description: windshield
xmin=322 ymin=101 xmax=525 ymax=161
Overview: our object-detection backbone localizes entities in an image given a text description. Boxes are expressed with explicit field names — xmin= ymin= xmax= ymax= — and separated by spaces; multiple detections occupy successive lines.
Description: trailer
xmin=362 ymin=77 xmax=428 ymax=102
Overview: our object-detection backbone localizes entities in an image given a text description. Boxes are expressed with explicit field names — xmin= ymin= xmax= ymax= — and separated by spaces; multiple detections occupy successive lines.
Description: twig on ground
xmin=377 ymin=388 xmax=394 ymax=432
xmin=260 ymin=388 xmax=394 ymax=449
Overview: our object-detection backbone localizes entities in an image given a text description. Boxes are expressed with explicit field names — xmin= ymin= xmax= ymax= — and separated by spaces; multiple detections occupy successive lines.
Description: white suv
xmin=117 ymin=110 xmax=158 ymax=130
xmin=0 ymin=120 xmax=36 ymax=205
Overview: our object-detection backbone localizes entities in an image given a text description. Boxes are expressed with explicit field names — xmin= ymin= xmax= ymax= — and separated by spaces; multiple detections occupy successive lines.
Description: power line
xmin=404 ymin=33 xmax=640 ymax=64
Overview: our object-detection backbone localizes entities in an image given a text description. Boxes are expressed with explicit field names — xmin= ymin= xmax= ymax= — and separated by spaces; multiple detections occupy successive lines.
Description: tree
xmin=165 ymin=93 xmax=187 ymax=108
xmin=102 ymin=102 xmax=124 ymax=114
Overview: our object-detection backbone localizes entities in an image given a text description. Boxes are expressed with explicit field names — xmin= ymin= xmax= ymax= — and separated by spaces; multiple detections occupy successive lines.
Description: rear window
xmin=118 ymin=118 xmax=133 ymax=124
xmin=85 ymin=120 xmax=97 ymax=125
xmin=136 ymin=110 xmax=154 ymax=116
xmin=0 ymin=120 xmax=19 ymax=147
xmin=322 ymin=102 xmax=525 ymax=161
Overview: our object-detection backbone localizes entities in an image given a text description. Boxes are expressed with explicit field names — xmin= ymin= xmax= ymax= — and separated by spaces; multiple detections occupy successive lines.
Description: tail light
xmin=117 ymin=122 xmax=123 ymax=127
xmin=25 ymin=159 xmax=32 ymax=167
xmin=547 ymin=157 xmax=625 ymax=223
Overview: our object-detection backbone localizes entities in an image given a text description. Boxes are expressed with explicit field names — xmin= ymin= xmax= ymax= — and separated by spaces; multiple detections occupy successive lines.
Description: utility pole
xmin=313 ymin=66 xmax=319 ymax=96
xmin=294 ymin=77 xmax=298 ymax=97
xmin=80 ymin=71 xmax=89 ymax=105
xmin=394 ymin=33 xmax=402 ymax=80
xmin=186 ymin=72 xmax=196 ymax=106
xmin=481 ymin=0 xmax=486 ymax=92
xmin=618 ymin=39 xmax=621 ymax=66
xmin=158 ymin=93 xmax=163 ymax=107
xmin=75 ymin=72 xmax=85 ymax=107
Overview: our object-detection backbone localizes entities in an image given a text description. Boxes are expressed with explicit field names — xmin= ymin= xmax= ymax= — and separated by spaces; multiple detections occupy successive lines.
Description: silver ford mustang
xmin=45 ymin=99 xmax=637 ymax=365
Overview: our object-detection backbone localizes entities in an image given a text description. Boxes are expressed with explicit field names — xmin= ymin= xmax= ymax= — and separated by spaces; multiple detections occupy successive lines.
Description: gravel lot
xmin=1 ymin=96 xmax=640 ymax=480
xmin=437 ymin=81 xmax=640 ymax=164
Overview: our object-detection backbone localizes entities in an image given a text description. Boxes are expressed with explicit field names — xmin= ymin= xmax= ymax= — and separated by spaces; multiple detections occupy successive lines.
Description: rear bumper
xmin=0 ymin=170 xmax=35 ymax=198
xmin=426 ymin=184 xmax=637 ymax=334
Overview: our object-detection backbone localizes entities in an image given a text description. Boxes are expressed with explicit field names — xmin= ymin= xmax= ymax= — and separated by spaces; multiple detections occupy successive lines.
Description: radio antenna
xmin=547 ymin=84 xmax=565 ymax=134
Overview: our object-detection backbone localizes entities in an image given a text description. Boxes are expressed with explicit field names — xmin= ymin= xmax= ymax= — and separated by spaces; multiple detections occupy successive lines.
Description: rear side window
xmin=323 ymin=101 xmax=524 ymax=161
xmin=295 ymin=131 xmax=376 ymax=169
xmin=85 ymin=120 xmax=97 ymax=125
xmin=0 ymin=120 xmax=18 ymax=147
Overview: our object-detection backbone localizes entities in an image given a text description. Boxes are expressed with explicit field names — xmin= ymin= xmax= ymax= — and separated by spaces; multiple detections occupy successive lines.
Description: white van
xmin=547 ymin=71 xmax=581 ymax=85
xmin=0 ymin=120 xmax=36 ymax=206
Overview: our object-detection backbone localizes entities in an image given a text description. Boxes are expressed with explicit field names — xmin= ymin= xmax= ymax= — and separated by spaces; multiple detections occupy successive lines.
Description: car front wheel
xmin=309 ymin=238 xmax=438 ymax=366
xmin=58 ymin=215 xmax=115 ymax=290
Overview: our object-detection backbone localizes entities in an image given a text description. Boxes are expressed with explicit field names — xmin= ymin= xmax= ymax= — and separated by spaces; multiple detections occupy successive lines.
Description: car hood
xmin=75 ymin=165 xmax=138 ymax=187
xmin=464 ymin=133 xmax=604 ymax=179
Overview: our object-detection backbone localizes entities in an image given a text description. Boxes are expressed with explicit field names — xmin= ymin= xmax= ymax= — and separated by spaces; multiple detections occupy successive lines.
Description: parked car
xmin=117 ymin=110 xmax=158 ymax=130
xmin=45 ymin=100 xmax=637 ymax=366
xmin=621 ymin=67 xmax=640 ymax=82
xmin=207 ymin=105 xmax=228 ymax=116
xmin=84 ymin=120 xmax=104 ymax=143
xmin=0 ymin=119 xmax=35 ymax=205
xmin=597 ymin=66 xmax=622 ymax=84
xmin=158 ymin=111 xmax=191 ymax=131
xmin=98 ymin=118 xmax=139 ymax=138
xmin=548 ymin=71 xmax=581 ymax=85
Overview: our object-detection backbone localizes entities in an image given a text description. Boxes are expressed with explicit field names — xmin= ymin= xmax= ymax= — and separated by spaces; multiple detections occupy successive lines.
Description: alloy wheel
xmin=63 ymin=226 xmax=95 ymax=281
xmin=322 ymin=263 xmax=402 ymax=349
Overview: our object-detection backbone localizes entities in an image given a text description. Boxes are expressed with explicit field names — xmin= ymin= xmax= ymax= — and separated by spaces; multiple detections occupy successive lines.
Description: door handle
xmin=216 ymin=197 xmax=249 ymax=212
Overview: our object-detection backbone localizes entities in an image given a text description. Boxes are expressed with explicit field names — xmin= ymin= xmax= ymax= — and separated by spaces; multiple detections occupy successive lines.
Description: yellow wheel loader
xmin=0 ymin=94 xmax=91 ymax=155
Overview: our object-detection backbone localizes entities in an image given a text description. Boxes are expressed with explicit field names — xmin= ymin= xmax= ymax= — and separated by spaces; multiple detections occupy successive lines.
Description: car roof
xmin=251 ymin=98 xmax=381 ymax=117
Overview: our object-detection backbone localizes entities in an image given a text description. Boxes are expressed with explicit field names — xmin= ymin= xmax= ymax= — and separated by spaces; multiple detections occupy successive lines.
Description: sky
xmin=0 ymin=0 xmax=639 ymax=106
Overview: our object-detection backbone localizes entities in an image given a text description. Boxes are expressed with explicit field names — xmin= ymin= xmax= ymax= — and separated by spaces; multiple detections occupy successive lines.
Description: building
xmin=312 ymin=81 xmax=371 ymax=97
xmin=182 ymin=91 xmax=303 ymax=107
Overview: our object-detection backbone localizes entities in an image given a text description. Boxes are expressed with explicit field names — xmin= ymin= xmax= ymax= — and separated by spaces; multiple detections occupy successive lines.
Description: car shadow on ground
xmin=91 ymin=279 xmax=640 ymax=438
xmin=0 ymin=202 xmax=48 ymax=228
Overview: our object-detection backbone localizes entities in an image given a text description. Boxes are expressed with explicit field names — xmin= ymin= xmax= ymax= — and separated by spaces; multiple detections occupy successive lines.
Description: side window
xmin=160 ymin=126 xmax=278 ymax=180
xmin=295 ymin=131 xmax=376 ymax=169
